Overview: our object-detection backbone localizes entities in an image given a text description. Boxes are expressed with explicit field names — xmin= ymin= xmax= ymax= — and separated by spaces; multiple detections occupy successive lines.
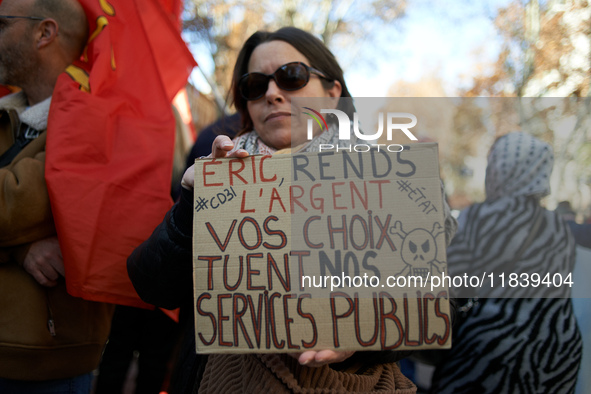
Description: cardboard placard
xmin=193 ymin=143 xmax=451 ymax=353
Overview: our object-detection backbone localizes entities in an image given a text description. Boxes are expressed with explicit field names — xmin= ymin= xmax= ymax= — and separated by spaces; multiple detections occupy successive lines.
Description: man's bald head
xmin=0 ymin=0 xmax=89 ymax=104
xmin=33 ymin=0 xmax=89 ymax=58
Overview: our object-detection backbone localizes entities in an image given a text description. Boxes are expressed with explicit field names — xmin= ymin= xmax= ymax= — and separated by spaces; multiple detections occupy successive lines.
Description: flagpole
xmin=195 ymin=66 xmax=229 ymax=115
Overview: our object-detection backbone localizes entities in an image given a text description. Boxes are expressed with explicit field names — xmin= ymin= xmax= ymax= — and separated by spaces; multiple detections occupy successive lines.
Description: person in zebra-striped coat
xmin=430 ymin=132 xmax=582 ymax=394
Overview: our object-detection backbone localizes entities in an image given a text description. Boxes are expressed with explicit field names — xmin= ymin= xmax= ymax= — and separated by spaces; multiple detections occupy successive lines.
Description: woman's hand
xmin=181 ymin=136 xmax=250 ymax=190
xmin=290 ymin=350 xmax=355 ymax=368
xmin=181 ymin=165 xmax=196 ymax=190
xmin=211 ymin=135 xmax=249 ymax=159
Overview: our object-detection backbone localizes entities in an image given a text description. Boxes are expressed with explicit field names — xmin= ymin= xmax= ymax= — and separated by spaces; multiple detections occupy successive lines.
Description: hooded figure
xmin=430 ymin=132 xmax=582 ymax=393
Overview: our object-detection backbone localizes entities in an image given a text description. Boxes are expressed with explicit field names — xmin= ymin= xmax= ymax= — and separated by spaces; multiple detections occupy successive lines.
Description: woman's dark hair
xmin=231 ymin=26 xmax=354 ymax=135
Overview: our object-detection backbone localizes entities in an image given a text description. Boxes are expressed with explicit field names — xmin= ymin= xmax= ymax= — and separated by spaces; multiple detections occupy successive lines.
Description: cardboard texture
xmin=193 ymin=143 xmax=451 ymax=353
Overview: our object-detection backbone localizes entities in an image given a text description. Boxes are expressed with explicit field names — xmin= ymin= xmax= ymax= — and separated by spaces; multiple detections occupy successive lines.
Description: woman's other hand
xmin=181 ymin=136 xmax=249 ymax=190
xmin=290 ymin=350 xmax=355 ymax=367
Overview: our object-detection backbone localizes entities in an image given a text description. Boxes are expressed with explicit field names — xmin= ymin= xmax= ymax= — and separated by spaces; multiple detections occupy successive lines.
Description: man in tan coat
xmin=0 ymin=0 xmax=113 ymax=392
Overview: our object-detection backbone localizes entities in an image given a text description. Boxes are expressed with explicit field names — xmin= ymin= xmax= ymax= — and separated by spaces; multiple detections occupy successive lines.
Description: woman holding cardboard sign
xmin=129 ymin=27 xmax=455 ymax=394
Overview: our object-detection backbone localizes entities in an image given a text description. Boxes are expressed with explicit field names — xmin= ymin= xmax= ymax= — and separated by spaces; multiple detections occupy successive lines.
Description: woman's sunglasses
xmin=238 ymin=62 xmax=333 ymax=101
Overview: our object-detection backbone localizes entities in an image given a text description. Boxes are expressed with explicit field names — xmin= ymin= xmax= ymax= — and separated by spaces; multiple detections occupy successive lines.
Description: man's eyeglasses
xmin=238 ymin=62 xmax=333 ymax=101
xmin=0 ymin=15 xmax=45 ymax=21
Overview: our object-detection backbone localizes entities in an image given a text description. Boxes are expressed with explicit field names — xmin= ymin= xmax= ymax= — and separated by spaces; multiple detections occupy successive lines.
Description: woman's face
xmin=246 ymin=40 xmax=342 ymax=150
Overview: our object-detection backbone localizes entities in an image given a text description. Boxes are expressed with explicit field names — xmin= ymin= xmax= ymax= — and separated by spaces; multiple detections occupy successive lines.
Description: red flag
xmin=45 ymin=0 xmax=196 ymax=307
xmin=159 ymin=0 xmax=184 ymax=30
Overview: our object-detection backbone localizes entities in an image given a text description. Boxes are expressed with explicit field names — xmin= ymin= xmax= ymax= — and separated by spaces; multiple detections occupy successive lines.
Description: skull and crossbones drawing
xmin=391 ymin=221 xmax=446 ymax=279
